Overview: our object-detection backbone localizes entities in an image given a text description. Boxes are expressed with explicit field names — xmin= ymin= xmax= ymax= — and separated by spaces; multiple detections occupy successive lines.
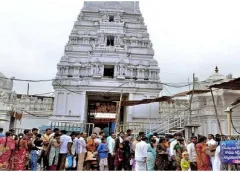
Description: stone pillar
xmin=126 ymin=93 xmax=134 ymax=122
xmin=80 ymin=91 xmax=87 ymax=121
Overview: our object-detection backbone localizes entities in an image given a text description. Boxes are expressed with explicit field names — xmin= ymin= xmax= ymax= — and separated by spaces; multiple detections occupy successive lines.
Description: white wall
xmin=53 ymin=91 xmax=87 ymax=121
xmin=15 ymin=117 xmax=50 ymax=130
xmin=130 ymin=93 xmax=160 ymax=121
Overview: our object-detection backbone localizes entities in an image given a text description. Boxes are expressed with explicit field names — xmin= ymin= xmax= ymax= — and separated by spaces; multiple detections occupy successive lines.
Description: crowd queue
xmin=0 ymin=127 xmax=222 ymax=171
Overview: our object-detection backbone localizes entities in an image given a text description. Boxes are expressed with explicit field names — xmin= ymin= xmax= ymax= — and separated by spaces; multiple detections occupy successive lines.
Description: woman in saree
xmin=175 ymin=138 xmax=187 ymax=171
xmin=48 ymin=133 xmax=61 ymax=170
xmin=196 ymin=136 xmax=211 ymax=171
xmin=0 ymin=131 xmax=15 ymax=170
xmin=155 ymin=138 xmax=169 ymax=170
xmin=11 ymin=133 xmax=28 ymax=170
xmin=146 ymin=138 xmax=157 ymax=171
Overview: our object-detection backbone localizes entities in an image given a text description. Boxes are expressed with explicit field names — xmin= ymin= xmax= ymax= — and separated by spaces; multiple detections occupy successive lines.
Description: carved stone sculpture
xmin=102 ymin=12 xmax=108 ymax=22
xmin=93 ymin=58 xmax=102 ymax=76
xmin=116 ymin=59 xmax=126 ymax=76
xmin=78 ymin=12 xmax=84 ymax=20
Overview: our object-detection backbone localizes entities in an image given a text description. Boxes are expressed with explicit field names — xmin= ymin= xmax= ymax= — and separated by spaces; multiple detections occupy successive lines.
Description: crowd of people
xmin=0 ymin=127 xmax=222 ymax=171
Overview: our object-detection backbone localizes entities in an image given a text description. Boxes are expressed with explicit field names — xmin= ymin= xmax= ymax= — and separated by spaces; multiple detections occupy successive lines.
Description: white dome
xmin=205 ymin=67 xmax=225 ymax=82
xmin=0 ymin=72 xmax=6 ymax=78
xmin=0 ymin=72 xmax=13 ymax=91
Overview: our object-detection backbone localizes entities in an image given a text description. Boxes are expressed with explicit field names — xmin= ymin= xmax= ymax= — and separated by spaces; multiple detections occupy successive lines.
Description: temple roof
xmin=0 ymin=72 xmax=6 ymax=78
xmin=82 ymin=1 xmax=140 ymax=14
xmin=0 ymin=72 xmax=13 ymax=91
xmin=205 ymin=66 xmax=225 ymax=82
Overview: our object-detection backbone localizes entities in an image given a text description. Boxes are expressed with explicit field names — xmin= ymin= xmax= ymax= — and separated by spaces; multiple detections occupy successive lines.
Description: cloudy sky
xmin=0 ymin=0 xmax=240 ymax=95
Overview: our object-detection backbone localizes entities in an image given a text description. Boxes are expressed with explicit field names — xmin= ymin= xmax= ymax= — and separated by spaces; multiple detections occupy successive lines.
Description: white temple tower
xmin=52 ymin=1 xmax=162 ymax=129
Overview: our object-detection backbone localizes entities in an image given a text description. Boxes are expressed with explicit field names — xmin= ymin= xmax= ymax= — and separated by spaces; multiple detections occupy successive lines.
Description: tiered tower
xmin=52 ymin=1 xmax=162 ymax=124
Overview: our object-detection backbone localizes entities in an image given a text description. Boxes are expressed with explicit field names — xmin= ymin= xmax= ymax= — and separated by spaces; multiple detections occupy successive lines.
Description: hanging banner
xmin=220 ymin=140 xmax=240 ymax=164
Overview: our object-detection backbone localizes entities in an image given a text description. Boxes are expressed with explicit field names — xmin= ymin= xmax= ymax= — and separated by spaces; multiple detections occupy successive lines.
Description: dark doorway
xmin=109 ymin=15 xmax=114 ymax=22
xmin=107 ymin=35 xmax=114 ymax=46
xmin=103 ymin=65 xmax=114 ymax=78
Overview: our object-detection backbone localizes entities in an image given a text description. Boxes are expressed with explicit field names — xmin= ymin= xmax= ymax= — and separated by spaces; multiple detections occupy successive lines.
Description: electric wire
xmin=0 ymin=76 xmax=192 ymax=87
xmin=22 ymin=110 xmax=52 ymax=118
xmin=230 ymin=112 xmax=240 ymax=134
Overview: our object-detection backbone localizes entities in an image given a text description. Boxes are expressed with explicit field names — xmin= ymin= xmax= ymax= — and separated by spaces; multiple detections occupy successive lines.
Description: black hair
xmin=70 ymin=132 xmax=77 ymax=137
xmin=99 ymin=131 xmax=104 ymax=135
xmin=119 ymin=131 xmax=125 ymax=135
xmin=174 ymin=132 xmax=183 ymax=137
xmin=5 ymin=132 xmax=12 ymax=147
xmin=53 ymin=128 xmax=60 ymax=132
xmin=177 ymin=138 xmax=184 ymax=143
xmin=32 ymin=128 xmax=38 ymax=132
xmin=45 ymin=128 xmax=51 ymax=132
xmin=0 ymin=128 xmax=3 ymax=132
xmin=166 ymin=134 xmax=173 ymax=139
xmin=215 ymin=135 xmax=221 ymax=145
xmin=150 ymin=138 xmax=156 ymax=148
xmin=60 ymin=130 xmax=67 ymax=134
xmin=24 ymin=129 xmax=30 ymax=135
xmin=36 ymin=134 xmax=42 ymax=138
xmin=127 ymin=129 xmax=132 ymax=133
xmin=159 ymin=137 xmax=165 ymax=143
xmin=101 ymin=137 xmax=106 ymax=141
xmin=191 ymin=136 xmax=197 ymax=140
xmin=139 ymin=132 xmax=145 ymax=136
xmin=198 ymin=136 xmax=207 ymax=143
xmin=208 ymin=134 xmax=214 ymax=139
xmin=153 ymin=132 xmax=158 ymax=136
xmin=141 ymin=136 xmax=148 ymax=141
xmin=17 ymin=133 xmax=24 ymax=150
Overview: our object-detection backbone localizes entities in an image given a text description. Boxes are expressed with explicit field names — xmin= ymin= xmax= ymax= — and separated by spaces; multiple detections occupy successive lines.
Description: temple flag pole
xmin=114 ymin=91 xmax=123 ymax=134
xmin=188 ymin=73 xmax=195 ymax=124
xmin=210 ymin=88 xmax=223 ymax=136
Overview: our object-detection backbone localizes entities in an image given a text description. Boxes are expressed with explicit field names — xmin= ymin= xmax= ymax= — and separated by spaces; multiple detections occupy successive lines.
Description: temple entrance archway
xmin=87 ymin=92 xmax=128 ymax=135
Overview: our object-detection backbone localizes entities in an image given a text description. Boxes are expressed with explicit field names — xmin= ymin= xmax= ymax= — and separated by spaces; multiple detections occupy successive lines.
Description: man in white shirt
xmin=76 ymin=132 xmax=87 ymax=171
xmin=187 ymin=136 xmax=197 ymax=171
xmin=108 ymin=133 xmax=116 ymax=170
xmin=135 ymin=136 xmax=148 ymax=171
xmin=57 ymin=130 xmax=72 ymax=170
xmin=207 ymin=134 xmax=218 ymax=167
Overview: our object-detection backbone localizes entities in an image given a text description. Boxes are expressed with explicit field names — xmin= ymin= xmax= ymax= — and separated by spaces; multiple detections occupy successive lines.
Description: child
xmin=114 ymin=143 xmax=124 ymax=171
xmin=181 ymin=151 xmax=190 ymax=171
xmin=130 ymin=152 xmax=136 ymax=171
xmin=97 ymin=137 xmax=109 ymax=171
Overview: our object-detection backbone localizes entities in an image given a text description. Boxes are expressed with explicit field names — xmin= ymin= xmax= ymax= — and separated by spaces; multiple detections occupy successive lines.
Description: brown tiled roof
xmin=209 ymin=77 xmax=240 ymax=90
xmin=173 ymin=90 xmax=210 ymax=97
xmin=121 ymin=96 xmax=172 ymax=106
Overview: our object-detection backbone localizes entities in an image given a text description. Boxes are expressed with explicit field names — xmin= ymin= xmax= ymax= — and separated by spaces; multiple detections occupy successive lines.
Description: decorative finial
xmin=215 ymin=66 xmax=219 ymax=73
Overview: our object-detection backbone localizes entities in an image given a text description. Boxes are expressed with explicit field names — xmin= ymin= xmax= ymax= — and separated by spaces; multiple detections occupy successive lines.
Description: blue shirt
xmin=97 ymin=143 xmax=108 ymax=159
xmin=0 ymin=133 xmax=5 ymax=138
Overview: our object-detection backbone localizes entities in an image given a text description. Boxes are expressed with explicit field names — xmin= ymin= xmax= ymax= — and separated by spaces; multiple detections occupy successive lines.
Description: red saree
xmin=12 ymin=145 xmax=27 ymax=170
xmin=196 ymin=143 xmax=211 ymax=171
xmin=0 ymin=137 xmax=15 ymax=170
